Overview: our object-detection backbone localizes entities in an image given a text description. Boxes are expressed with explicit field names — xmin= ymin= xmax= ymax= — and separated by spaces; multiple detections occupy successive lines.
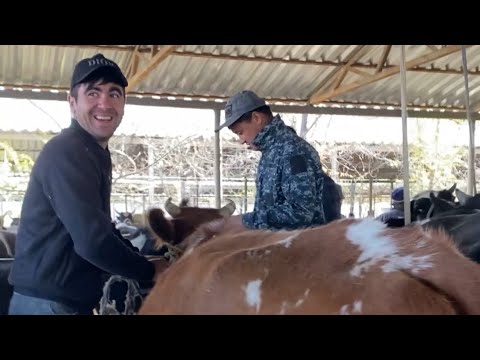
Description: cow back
xmin=140 ymin=218 xmax=480 ymax=315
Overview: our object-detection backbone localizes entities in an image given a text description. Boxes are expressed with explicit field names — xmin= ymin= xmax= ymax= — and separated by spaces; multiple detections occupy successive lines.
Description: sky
xmin=0 ymin=97 xmax=476 ymax=147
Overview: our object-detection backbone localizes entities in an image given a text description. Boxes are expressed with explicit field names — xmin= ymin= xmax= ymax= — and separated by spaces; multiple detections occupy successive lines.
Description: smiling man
xmin=7 ymin=54 xmax=168 ymax=315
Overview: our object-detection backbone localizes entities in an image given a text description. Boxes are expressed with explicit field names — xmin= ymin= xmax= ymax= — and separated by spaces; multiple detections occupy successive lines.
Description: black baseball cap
xmin=70 ymin=53 xmax=128 ymax=90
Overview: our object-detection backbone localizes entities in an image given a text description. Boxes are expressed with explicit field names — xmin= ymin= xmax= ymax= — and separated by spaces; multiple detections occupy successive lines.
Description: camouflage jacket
xmin=242 ymin=115 xmax=326 ymax=230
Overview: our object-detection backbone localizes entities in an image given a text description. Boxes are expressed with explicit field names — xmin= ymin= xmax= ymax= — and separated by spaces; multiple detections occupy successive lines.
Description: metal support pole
xmin=214 ymin=109 xmax=222 ymax=208
xmin=147 ymin=143 xmax=155 ymax=205
xmin=244 ymin=176 xmax=248 ymax=213
xmin=462 ymin=45 xmax=476 ymax=195
xmin=399 ymin=45 xmax=411 ymax=225
xmin=368 ymin=176 xmax=373 ymax=217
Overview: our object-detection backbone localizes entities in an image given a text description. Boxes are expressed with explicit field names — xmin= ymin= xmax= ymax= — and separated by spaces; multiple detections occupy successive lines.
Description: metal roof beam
xmin=124 ymin=46 xmax=141 ymax=79
xmin=51 ymin=45 xmax=480 ymax=77
xmin=375 ymin=45 xmax=392 ymax=74
xmin=331 ymin=46 xmax=370 ymax=90
xmin=126 ymin=45 xmax=177 ymax=92
xmin=308 ymin=46 xmax=367 ymax=96
xmin=308 ymin=45 xmax=470 ymax=105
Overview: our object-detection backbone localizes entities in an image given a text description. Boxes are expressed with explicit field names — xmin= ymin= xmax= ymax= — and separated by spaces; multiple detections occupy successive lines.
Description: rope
xmin=98 ymin=275 xmax=144 ymax=315
xmin=97 ymin=243 xmax=184 ymax=315
xmin=162 ymin=242 xmax=184 ymax=262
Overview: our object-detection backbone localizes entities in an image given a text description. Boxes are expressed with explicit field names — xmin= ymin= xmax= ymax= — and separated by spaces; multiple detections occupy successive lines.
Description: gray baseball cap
xmin=217 ymin=90 xmax=266 ymax=131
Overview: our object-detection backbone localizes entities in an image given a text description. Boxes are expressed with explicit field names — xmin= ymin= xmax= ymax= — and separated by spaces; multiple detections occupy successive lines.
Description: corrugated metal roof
xmin=0 ymin=45 xmax=479 ymax=118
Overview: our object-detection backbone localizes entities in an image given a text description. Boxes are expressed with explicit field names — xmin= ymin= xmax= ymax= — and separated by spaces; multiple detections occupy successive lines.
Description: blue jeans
xmin=8 ymin=292 xmax=93 ymax=315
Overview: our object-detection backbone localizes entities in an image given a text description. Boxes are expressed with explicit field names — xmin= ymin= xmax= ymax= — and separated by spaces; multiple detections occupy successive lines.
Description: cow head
xmin=437 ymin=183 xmax=457 ymax=203
xmin=455 ymin=188 xmax=480 ymax=210
xmin=411 ymin=184 xmax=458 ymax=221
xmin=147 ymin=198 xmax=236 ymax=250
xmin=115 ymin=209 xmax=136 ymax=225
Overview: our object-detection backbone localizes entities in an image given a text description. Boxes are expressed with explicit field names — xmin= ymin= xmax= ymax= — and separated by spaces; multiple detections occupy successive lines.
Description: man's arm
xmin=243 ymin=154 xmax=322 ymax=230
xmin=40 ymin=145 xmax=154 ymax=281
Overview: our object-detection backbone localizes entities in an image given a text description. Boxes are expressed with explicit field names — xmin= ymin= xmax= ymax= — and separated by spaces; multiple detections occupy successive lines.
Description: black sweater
xmin=9 ymin=119 xmax=154 ymax=310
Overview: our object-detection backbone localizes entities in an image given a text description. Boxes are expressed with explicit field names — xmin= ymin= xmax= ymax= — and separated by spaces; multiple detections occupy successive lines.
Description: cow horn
xmin=219 ymin=199 xmax=236 ymax=217
xmin=448 ymin=183 xmax=457 ymax=193
xmin=455 ymin=188 xmax=471 ymax=206
xmin=164 ymin=197 xmax=181 ymax=217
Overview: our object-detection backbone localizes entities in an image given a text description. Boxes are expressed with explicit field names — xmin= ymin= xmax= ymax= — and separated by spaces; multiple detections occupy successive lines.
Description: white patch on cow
xmin=277 ymin=233 xmax=298 ymax=248
xmin=244 ymin=279 xmax=262 ymax=313
xmin=381 ymin=254 xmax=433 ymax=275
xmin=340 ymin=300 xmax=362 ymax=315
xmin=353 ymin=300 xmax=362 ymax=313
xmin=347 ymin=219 xmax=433 ymax=277
xmin=295 ymin=298 xmax=305 ymax=307
xmin=304 ymin=289 xmax=310 ymax=302
xmin=278 ymin=289 xmax=311 ymax=314
xmin=265 ymin=250 xmax=271 ymax=255
xmin=416 ymin=240 xmax=427 ymax=249
xmin=184 ymin=247 xmax=194 ymax=257
xmin=295 ymin=288 xmax=310 ymax=307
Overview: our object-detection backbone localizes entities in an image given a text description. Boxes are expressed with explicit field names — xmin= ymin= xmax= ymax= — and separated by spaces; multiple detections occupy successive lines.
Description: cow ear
xmin=147 ymin=208 xmax=175 ymax=246
xmin=455 ymin=188 xmax=471 ymax=206
xmin=219 ymin=199 xmax=236 ymax=217
xmin=164 ymin=197 xmax=181 ymax=217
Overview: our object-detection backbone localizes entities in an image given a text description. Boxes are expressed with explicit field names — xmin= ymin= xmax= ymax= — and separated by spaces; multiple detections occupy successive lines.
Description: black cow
xmin=0 ymin=259 xmax=13 ymax=315
xmin=115 ymin=210 xmax=135 ymax=225
xmin=383 ymin=184 xmax=458 ymax=228
xmin=418 ymin=188 xmax=480 ymax=263
xmin=424 ymin=189 xmax=480 ymax=219
xmin=423 ymin=212 xmax=480 ymax=263
xmin=0 ymin=231 xmax=15 ymax=258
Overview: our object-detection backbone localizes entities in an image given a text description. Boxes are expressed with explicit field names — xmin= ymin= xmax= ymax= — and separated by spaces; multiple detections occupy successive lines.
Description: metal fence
xmin=1 ymin=177 xmax=409 ymax=227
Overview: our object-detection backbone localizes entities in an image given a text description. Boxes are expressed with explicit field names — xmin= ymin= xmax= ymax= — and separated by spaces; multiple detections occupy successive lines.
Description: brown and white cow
xmin=139 ymin=216 xmax=480 ymax=315
xmin=96 ymin=198 xmax=237 ymax=314
xmin=147 ymin=197 xmax=236 ymax=250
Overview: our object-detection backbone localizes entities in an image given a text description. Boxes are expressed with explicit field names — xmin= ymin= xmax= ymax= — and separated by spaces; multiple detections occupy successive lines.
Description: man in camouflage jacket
xmin=217 ymin=90 xmax=326 ymax=231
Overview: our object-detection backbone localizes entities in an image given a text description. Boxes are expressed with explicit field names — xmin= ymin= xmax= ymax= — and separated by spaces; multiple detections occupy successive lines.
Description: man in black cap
xmin=7 ymin=54 xmax=168 ymax=315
